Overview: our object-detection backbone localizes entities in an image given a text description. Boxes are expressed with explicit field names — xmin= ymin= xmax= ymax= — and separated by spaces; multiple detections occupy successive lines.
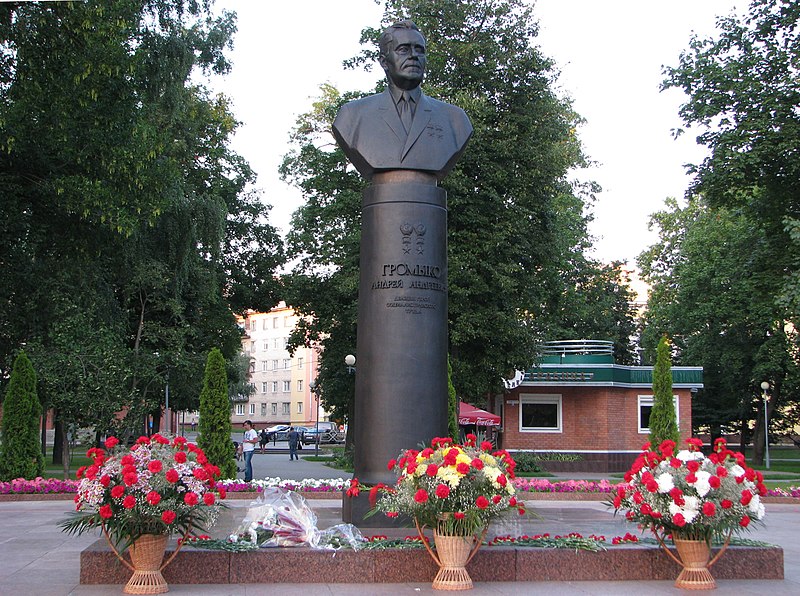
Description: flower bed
xmin=2 ymin=475 xmax=799 ymax=500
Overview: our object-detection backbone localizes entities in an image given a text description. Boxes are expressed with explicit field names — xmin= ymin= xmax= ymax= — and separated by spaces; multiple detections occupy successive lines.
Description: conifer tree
xmin=0 ymin=350 xmax=44 ymax=480
xmin=649 ymin=336 xmax=680 ymax=447
xmin=197 ymin=348 xmax=236 ymax=479
xmin=448 ymin=357 xmax=459 ymax=442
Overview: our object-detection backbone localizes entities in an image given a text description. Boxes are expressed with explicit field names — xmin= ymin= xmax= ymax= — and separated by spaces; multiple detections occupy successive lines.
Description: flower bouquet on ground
xmin=349 ymin=435 xmax=525 ymax=590
xmin=60 ymin=434 xmax=226 ymax=594
xmin=610 ymin=437 xmax=766 ymax=589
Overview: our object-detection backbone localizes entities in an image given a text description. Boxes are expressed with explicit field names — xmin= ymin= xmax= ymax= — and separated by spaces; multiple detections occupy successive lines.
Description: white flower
xmin=692 ymin=471 xmax=712 ymax=497
xmin=748 ymin=494 xmax=762 ymax=515
xmin=683 ymin=495 xmax=700 ymax=513
xmin=730 ymin=464 xmax=746 ymax=478
xmin=655 ymin=473 xmax=675 ymax=493
xmin=675 ymin=450 xmax=693 ymax=462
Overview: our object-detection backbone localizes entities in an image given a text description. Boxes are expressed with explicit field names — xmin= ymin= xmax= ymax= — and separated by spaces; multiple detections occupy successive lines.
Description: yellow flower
xmin=479 ymin=453 xmax=498 ymax=467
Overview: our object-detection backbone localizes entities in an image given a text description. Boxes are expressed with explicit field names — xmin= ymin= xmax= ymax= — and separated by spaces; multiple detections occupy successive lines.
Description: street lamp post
xmin=345 ymin=354 xmax=356 ymax=374
xmin=760 ymin=381 xmax=770 ymax=470
xmin=309 ymin=379 xmax=321 ymax=457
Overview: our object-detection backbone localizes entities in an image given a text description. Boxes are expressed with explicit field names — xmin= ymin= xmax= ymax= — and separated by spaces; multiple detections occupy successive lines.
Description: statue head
xmin=378 ymin=20 xmax=427 ymax=91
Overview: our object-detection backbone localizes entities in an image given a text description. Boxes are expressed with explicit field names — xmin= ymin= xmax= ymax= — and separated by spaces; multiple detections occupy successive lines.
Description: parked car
xmin=264 ymin=424 xmax=290 ymax=442
xmin=302 ymin=421 xmax=344 ymax=445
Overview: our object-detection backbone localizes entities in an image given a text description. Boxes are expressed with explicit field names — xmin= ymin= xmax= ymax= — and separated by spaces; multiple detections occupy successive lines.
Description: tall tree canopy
xmin=282 ymin=0 xmax=634 ymax=422
xmin=652 ymin=0 xmax=800 ymax=459
xmin=0 ymin=0 xmax=284 ymax=438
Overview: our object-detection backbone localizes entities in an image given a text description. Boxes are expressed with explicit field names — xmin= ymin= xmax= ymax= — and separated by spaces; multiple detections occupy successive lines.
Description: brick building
xmin=498 ymin=340 xmax=703 ymax=472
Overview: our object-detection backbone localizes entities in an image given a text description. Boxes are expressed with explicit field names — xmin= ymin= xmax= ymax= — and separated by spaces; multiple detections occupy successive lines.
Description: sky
xmin=211 ymin=0 xmax=742 ymax=268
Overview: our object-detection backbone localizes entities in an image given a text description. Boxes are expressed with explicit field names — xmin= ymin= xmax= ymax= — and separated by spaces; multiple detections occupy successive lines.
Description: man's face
xmin=380 ymin=28 xmax=426 ymax=90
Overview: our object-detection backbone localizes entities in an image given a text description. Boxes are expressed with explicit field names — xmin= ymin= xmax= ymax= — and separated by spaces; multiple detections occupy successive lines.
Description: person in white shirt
xmin=242 ymin=420 xmax=258 ymax=482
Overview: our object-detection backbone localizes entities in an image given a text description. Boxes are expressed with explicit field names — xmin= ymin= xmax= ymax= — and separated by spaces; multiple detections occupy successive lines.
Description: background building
xmin=235 ymin=303 xmax=324 ymax=430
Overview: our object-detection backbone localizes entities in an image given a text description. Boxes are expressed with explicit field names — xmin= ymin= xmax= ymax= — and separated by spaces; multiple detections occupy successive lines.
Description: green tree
xmin=0 ymin=1 xmax=284 ymax=438
xmin=649 ymin=336 xmax=680 ymax=447
xmin=0 ymin=351 xmax=44 ymax=480
xmin=197 ymin=348 xmax=236 ymax=479
xmin=448 ymin=357 xmax=459 ymax=441
xmin=638 ymin=196 xmax=797 ymax=461
xmin=283 ymin=0 xmax=605 ymax=425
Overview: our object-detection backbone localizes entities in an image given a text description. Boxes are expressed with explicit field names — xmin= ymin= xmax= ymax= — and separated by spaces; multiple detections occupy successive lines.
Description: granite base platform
xmin=81 ymin=540 xmax=783 ymax=584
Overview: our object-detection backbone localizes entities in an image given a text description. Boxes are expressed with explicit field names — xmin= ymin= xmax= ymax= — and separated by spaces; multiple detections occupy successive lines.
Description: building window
xmin=282 ymin=380 xmax=291 ymax=392
xmin=283 ymin=358 xmax=291 ymax=370
xmin=520 ymin=394 xmax=562 ymax=433
xmin=297 ymin=357 xmax=303 ymax=370
xmin=261 ymin=360 xmax=268 ymax=372
xmin=297 ymin=380 xmax=303 ymax=392
xmin=271 ymin=381 xmax=278 ymax=393
xmin=250 ymin=319 xmax=256 ymax=331
xmin=261 ymin=403 xmax=267 ymax=416
xmin=249 ymin=403 xmax=255 ymax=415
xmin=282 ymin=402 xmax=290 ymax=415
xmin=273 ymin=338 xmax=279 ymax=349
xmin=263 ymin=340 xmax=269 ymax=351
xmin=297 ymin=401 xmax=303 ymax=414
xmin=263 ymin=318 xmax=268 ymax=330
xmin=284 ymin=316 xmax=291 ymax=327
xmin=249 ymin=360 xmax=255 ymax=373
xmin=250 ymin=341 xmax=256 ymax=353
xmin=235 ymin=404 xmax=244 ymax=416
xmin=638 ymin=395 xmax=679 ymax=434
xmin=271 ymin=402 xmax=277 ymax=415
xmin=261 ymin=382 xmax=268 ymax=394
xmin=273 ymin=317 xmax=278 ymax=328
xmin=272 ymin=359 xmax=278 ymax=370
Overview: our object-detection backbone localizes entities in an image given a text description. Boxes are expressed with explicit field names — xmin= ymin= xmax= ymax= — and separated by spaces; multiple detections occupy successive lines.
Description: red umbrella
xmin=458 ymin=402 xmax=501 ymax=427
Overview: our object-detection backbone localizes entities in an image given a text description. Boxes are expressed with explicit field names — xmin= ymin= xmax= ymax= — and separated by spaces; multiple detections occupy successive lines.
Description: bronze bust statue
xmin=332 ymin=20 xmax=473 ymax=181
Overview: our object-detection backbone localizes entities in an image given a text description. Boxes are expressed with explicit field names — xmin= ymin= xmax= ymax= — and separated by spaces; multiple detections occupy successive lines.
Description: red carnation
xmin=386 ymin=512 xmax=399 ymax=518
xmin=702 ymin=502 xmax=716 ymax=516
xmin=147 ymin=491 xmax=161 ymax=506
xmin=492 ymin=495 xmax=502 ymax=505
xmin=480 ymin=441 xmax=493 ymax=451
xmin=497 ymin=474 xmax=507 ymax=487
xmin=104 ymin=437 xmax=119 ymax=449
xmin=426 ymin=464 xmax=438 ymax=477
xmin=100 ymin=474 xmax=111 ymax=487
xmin=633 ymin=491 xmax=644 ymax=504
xmin=85 ymin=466 xmax=99 ymax=480
xmin=435 ymin=484 xmax=450 ymax=499
xmin=123 ymin=495 xmax=136 ymax=509
xmin=99 ymin=505 xmax=114 ymax=519
xmin=471 ymin=458 xmax=484 ymax=470
xmin=203 ymin=492 xmax=215 ymax=506
xmin=161 ymin=510 xmax=176 ymax=524
xmin=123 ymin=473 xmax=138 ymax=486
xmin=148 ymin=460 xmax=163 ymax=474
xmin=406 ymin=462 xmax=418 ymax=475
xmin=136 ymin=436 xmax=150 ymax=445
xmin=456 ymin=462 xmax=470 ymax=475
xmin=165 ymin=469 xmax=180 ymax=483
xmin=218 ymin=488 xmax=227 ymax=500
xmin=111 ymin=485 xmax=125 ymax=499
xmin=686 ymin=460 xmax=700 ymax=473
xmin=721 ymin=499 xmax=733 ymax=509
xmin=673 ymin=512 xmax=686 ymax=527
xmin=740 ymin=490 xmax=753 ymax=505
xmin=454 ymin=512 xmax=465 ymax=520
xmin=387 ymin=459 xmax=397 ymax=471
xmin=193 ymin=468 xmax=207 ymax=481
xmin=669 ymin=458 xmax=682 ymax=469
xmin=174 ymin=451 xmax=187 ymax=464
xmin=414 ymin=489 xmax=429 ymax=504
xmin=476 ymin=495 xmax=489 ymax=510
xmin=640 ymin=503 xmax=653 ymax=516
xmin=739 ymin=515 xmax=751 ymax=528
xmin=184 ymin=492 xmax=199 ymax=506
xmin=121 ymin=455 xmax=135 ymax=466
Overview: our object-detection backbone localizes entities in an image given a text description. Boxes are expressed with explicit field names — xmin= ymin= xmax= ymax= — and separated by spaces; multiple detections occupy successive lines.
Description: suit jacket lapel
xmin=401 ymin=93 xmax=432 ymax=161
xmin=378 ymin=90 xmax=407 ymax=143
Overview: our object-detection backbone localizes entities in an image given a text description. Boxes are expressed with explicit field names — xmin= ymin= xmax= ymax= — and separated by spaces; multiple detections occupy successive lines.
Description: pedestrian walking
xmin=259 ymin=428 xmax=268 ymax=453
xmin=287 ymin=426 xmax=300 ymax=461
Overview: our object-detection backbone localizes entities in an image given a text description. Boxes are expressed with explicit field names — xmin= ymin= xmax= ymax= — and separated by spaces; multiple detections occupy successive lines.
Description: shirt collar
xmin=388 ymin=85 xmax=422 ymax=106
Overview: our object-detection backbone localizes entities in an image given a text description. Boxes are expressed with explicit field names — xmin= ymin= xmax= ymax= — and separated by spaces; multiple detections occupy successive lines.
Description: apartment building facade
xmin=235 ymin=303 xmax=324 ymax=430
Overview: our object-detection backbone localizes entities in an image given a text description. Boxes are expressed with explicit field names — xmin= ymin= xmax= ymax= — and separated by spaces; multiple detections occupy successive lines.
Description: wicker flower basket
xmin=656 ymin=532 xmax=731 ymax=590
xmin=102 ymin=526 xmax=187 ymax=594
xmin=415 ymin=516 xmax=486 ymax=591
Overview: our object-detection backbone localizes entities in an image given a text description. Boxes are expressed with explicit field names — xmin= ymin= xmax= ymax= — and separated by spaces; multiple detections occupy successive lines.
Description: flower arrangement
xmin=349 ymin=435 xmax=525 ymax=536
xmin=611 ymin=438 xmax=766 ymax=541
xmin=60 ymin=434 xmax=226 ymax=549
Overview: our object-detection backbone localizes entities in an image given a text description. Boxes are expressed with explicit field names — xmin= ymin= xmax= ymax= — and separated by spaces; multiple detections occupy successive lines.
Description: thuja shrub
xmin=197 ymin=348 xmax=237 ymax=479
xmin=649 ymin=336 xmax=679 ymax=447
xmin=0 ymin=351 xmax=44 ymax=481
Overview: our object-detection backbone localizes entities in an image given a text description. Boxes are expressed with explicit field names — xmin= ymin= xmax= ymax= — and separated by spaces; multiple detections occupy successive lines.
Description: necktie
xmin=399 ymin=92 xmax=413 ymax=133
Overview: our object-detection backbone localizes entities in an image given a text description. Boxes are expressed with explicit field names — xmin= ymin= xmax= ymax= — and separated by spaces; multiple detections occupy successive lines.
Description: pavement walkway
xmin=1 ymin=453 xmax=798 ymax=595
